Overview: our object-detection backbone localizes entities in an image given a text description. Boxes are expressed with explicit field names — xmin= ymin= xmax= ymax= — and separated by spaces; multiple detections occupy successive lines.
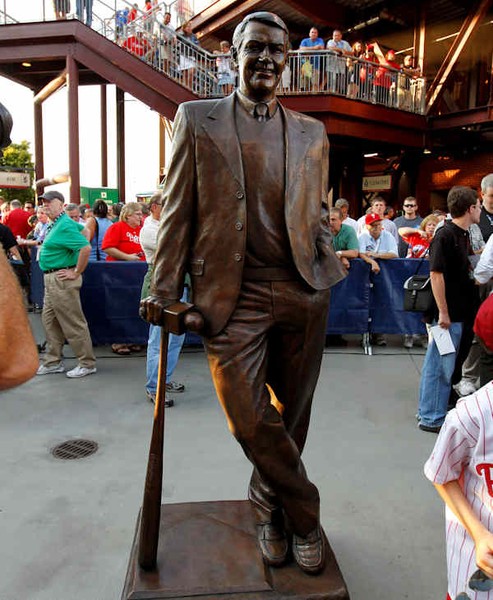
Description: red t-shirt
xmin=402 ymin=231 xmax=430 ymax=258
xmin=4 ymin=208 xmax=32 ymax=238
xmin=101 ymin=220 xmax=145 ymax=261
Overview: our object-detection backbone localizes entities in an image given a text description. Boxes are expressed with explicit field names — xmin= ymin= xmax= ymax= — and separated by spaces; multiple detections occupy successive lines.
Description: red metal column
xmin=67 ymin=55 xmax=80 ymax=204
xmin=116 ymin=87 xmax=125 ymax=201
xmin=100 ymin=84 xmax=108 ymax=188
xmin=34 ymin=102 xmax=44 ymax=195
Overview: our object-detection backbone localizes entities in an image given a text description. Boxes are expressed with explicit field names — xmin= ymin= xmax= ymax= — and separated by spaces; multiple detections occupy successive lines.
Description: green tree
xmin=0 ymin=140 xmax=35 ymax=203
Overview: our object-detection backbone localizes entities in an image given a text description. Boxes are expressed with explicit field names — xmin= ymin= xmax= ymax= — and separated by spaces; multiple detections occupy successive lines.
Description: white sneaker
xmin=66 ymin=365 xmax=97 ymax=379
xmin=36 ymin=362 xmax=65 ymax=375
xmin=453 ymin=380 xmax=477 ymax=397
xmin=403 ymin=335 xmax=413 ymax=349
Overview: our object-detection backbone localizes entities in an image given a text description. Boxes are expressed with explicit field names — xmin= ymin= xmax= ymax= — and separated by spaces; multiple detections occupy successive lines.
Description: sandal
xmin=111 ymin=344 xmax=131 ymax=355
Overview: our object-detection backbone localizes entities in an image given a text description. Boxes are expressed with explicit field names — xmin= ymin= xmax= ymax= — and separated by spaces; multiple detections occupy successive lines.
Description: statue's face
xmin=236 ymin=21 xmax=286 ymax=101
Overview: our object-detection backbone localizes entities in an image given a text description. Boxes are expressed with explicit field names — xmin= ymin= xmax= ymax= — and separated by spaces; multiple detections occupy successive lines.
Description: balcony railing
xmin=0 ymin=0 xmax=426 ymax=114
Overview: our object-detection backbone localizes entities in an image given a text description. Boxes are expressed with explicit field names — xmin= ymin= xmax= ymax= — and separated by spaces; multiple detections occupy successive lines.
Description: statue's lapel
xmin=201 ymin=94 xmax=244 ymax=188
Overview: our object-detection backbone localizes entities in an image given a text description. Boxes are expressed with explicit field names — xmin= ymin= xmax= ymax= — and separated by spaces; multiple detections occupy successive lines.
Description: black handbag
xmin=403 ymin=253 xmax=433 ymax=313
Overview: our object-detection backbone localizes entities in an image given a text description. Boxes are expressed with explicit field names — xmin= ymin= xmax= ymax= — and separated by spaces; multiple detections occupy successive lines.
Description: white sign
xmin=362 ymin=175 xmax=392 ymax=191
xmin=0 ymin=171 xmax=30 ymax=189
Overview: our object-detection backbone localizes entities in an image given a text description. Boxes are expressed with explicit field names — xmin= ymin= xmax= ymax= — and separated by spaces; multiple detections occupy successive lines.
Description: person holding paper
xmin=417 ymin=186 xmax=481 ymax=433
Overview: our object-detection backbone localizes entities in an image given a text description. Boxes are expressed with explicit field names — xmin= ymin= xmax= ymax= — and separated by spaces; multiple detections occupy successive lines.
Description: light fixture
xmin=21 ymin=62 xmax=31 ymax=68
xmin=364 ymin=152 xmax=378 ymax=158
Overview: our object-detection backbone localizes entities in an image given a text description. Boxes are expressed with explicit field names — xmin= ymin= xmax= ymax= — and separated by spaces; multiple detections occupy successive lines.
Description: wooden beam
xmin=426 ymin=0 xmax=493 ymax=113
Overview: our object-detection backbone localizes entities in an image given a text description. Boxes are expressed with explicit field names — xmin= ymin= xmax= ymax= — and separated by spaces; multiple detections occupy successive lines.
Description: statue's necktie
xmin=254 ymin=102 xmax=268 ymax=123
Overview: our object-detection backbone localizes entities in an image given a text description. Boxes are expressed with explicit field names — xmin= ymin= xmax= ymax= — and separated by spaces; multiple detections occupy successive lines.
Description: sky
xmin=0 ymin=0 xmax=211 ymax=201
xmin=2 ymin=80 xmax=160 ymax=201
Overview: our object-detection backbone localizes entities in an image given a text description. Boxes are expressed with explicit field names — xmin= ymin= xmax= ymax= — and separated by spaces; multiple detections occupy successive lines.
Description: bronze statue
xmin=140 ymin=11 xmax=346 ymax=575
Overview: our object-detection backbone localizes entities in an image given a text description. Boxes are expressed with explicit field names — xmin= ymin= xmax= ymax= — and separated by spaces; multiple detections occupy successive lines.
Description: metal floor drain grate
xmin=51 ymin=439 xmax=98 ymax=460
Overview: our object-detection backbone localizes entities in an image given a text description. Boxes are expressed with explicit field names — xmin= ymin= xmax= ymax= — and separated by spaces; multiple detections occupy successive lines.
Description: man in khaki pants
xmin=36 ymin=191 xmax=96 ymax=379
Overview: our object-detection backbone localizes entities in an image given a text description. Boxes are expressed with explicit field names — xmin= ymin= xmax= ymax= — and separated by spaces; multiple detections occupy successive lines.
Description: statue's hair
xmin=232 ymin=12 xmax=288 ymax=51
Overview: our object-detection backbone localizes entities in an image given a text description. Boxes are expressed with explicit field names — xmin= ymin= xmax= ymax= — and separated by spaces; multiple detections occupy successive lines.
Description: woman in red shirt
xmin=398 ymin=214 xmax=439 ymax=259
xmin=102 ymin=202 xmax=145 ymax=261
xmin=102 ymin=202 xmax=145 ymax=354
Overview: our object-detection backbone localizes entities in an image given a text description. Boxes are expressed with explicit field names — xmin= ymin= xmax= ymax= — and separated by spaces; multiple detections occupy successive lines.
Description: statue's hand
xmin=139 ymin=295 xmax=177 ymax=326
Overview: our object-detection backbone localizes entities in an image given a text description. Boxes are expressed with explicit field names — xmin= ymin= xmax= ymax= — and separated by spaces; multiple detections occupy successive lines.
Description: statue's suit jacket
xmin=152 ymin=92 xmax=346 ymax=337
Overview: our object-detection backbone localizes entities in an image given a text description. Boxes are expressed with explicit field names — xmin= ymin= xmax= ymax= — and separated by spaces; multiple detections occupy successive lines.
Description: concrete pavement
xmin=0 ymin=319 xmax=445 ymax=600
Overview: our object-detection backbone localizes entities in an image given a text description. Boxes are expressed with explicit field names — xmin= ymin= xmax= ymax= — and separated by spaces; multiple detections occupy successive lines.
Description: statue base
xmin=121 ymin=500 xmax=349 ymax=599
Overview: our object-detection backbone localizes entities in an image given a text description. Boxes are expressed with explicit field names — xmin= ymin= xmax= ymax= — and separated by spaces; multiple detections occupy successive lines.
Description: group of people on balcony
xmin=297 ymin=26 xmax=422 ymax=108
xmin=54 ymin=1 xmax=423 ymax=109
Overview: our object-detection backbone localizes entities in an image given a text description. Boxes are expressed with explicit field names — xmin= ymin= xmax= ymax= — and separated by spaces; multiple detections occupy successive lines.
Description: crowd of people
xmin=2 ymin=176 xmax=491 ymax=400
xmin=297 ymin=27 xmax=422 ymax=106
xmin=0 ymin=193 xmax=187 ymax=406
xmin=49 ymin=2 xmax=424 ymax=108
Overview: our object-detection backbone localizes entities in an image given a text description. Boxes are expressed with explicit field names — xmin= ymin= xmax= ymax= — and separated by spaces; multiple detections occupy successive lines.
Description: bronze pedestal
xmin=122 ymin=500 xmax=349 ymax=600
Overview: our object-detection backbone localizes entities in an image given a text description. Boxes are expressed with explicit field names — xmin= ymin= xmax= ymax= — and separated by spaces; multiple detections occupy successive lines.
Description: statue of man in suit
xmin=140 ymin=11 xmax=345 ymax=574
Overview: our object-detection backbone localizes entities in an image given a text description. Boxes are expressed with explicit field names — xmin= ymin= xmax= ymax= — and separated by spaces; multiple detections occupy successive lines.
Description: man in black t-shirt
xmin=418 ymin=186 xmax=481 ymax=433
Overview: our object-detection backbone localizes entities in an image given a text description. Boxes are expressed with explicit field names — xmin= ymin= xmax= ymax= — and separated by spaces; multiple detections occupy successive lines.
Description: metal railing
xmin=0 ymin=1 xmax=426 ymax=114
xmin=282 ymin=51 xmax=426 ymax=113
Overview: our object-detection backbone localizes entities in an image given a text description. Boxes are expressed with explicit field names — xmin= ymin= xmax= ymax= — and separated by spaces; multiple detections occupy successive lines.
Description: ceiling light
xmin=22 ymin=62 xmax=31 ymax=68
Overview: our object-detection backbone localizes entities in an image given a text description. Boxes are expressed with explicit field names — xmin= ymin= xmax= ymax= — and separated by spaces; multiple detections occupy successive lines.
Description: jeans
xmin=145 ymin=288 xmax=188 ymax=394
xmin=76 ymin=0 xmax=92 ymax=25
xmin=418 ymin=322 xmax=463 ymax=428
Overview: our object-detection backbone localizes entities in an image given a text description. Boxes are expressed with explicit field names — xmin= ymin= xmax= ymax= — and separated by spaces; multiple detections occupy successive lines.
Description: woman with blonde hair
xmin=101 ymin=202 xmax=146 ymax=262
xmin=398 ymin=213 xmax=439 ymax=259
xmin=101 ymin=202 xmax=146 ymax=355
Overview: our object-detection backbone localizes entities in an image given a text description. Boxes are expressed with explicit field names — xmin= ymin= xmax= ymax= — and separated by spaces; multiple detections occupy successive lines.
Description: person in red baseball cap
xmin=358 ymin=212 xmax=398 ymax=274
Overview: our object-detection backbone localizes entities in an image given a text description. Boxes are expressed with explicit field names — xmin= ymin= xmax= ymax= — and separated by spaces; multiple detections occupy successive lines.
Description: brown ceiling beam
xmin=0 ymin=43 xmax=72 ymax=63
xmin=282 ymin=0 xmax=344 ymax=29
xmin=188 ymin=0 xmax=243 ymax=31
xmin=429 ymin=106 xmax=493 ymax=130
xmin=33 ymin=70 xmax=67 ymax=104
xmin=426 ymin=0 xmax=493 ymax=113
xmin=192 ymin=0 xmax=265 ymax=39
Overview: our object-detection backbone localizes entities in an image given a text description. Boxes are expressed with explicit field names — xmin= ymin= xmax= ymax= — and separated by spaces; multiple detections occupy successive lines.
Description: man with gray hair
xmin=334 ymin=197 xmax=357 ymax=231
xmin=65 ymin=203 xmax=83 ymax=223
xmin=479 ymin=173 xmax=493 ymax=242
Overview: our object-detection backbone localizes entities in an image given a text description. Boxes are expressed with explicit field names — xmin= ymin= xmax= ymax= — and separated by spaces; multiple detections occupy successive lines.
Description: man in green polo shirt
xmin=36 ymin=191 xmax=96 ymax=379
xmin=329 ymin=207 xmax=359 ymax=269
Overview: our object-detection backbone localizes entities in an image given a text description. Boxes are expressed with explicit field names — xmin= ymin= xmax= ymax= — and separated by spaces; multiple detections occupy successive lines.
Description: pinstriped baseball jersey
xmin=425 ymin=381 xmax=493 ymax=599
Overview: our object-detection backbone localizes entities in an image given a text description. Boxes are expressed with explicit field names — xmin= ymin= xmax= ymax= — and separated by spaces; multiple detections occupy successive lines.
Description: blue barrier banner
xmin=327 ymin=258 xmax=370 ymax=334
xmin=31 ymin=256 xmax=431 ymax=343
xmin=31 ymin=259 xmax=150 ymax=345
xmin=81 ymin=262 xmax=149 ymax=345
xmin=370 ymin=259 xmax=429 ymax=334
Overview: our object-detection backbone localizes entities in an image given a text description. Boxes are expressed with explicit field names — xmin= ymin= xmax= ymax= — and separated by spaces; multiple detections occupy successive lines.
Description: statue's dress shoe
xmin=292 ymin=526 xmax=326 ymax=574
xmin=256 ymin=522 xmax=288 ymax=567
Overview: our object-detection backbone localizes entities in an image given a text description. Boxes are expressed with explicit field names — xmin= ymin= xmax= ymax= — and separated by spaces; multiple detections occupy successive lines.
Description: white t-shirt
xmin=139 ymin=216 xmax=159 ymax=264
